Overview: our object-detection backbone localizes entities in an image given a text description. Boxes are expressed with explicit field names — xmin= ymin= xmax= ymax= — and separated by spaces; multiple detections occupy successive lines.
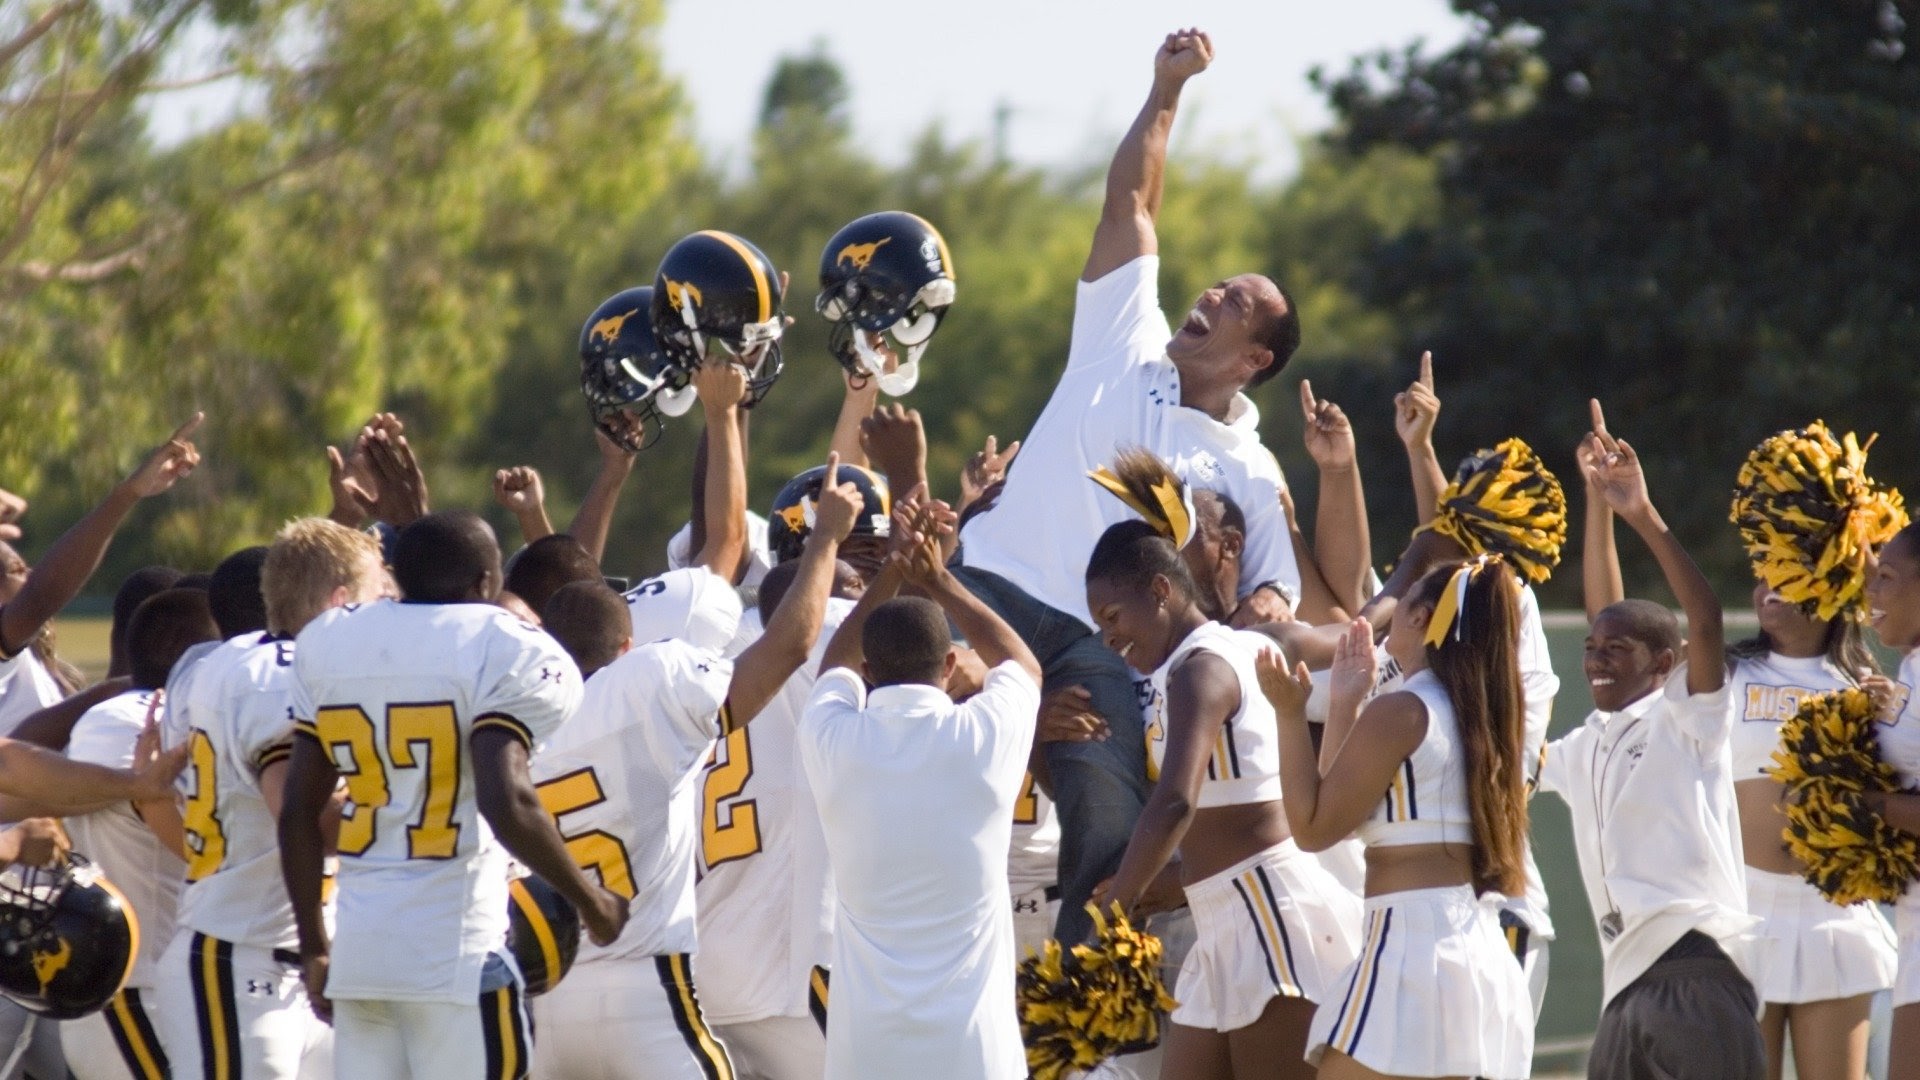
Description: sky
xmin=658 ymin=0 xmax=1470 ymax=180
xmin=147 ymin=1 xmax=1471 ymax=182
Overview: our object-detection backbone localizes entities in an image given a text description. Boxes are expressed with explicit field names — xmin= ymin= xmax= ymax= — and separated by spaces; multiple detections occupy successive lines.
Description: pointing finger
xmin=1589 ymin=398 xmax=1608 ymax=439
xmin=1418 ymin=350 xmax=1433 ymax=388
xmin=170 ymin=412 xmax=206 ymax=442
xmin=1299 ymin=379 xmax=1318 ymax=418
xmin=823 ymin=451 xmax=840 ymax=490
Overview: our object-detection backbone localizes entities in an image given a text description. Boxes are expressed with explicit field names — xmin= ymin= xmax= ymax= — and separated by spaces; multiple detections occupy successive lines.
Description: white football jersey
xmin=65 ymin=689 xmax=188 ymax=990
xmin=625 ymin=567 xmax=744 ymax=654
xmin=1007 ymin=772 xmax=1059 ymax=896
xmin=169 ymin=632 xmax=305 ymax=950
xmin=693 ymin=600 xmax=851 ymax=1026
xmin=532 ymin=639 xmax=731 ymax=962
xmin=290 ymin=600 xmax=581 ymax=1004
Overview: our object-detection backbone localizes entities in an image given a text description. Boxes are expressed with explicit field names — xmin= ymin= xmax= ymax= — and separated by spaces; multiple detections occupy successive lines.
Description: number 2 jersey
xmin=531 ymin=640 xmax=732 ymax=962
xmin=170 ymin=632 xmax=308 ymax=951
xmin=289 ymin=600 xmax=582 ymax=1004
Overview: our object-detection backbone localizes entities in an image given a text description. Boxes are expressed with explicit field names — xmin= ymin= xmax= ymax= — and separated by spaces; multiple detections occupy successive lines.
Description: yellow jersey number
xmin=315 ymin=702 xmax=463 ymax=859
xmin=700 ymin=726 xmax=761 ymax=869
xmin=181 ymin=730 xmax=228 ymax=881
xmin=535 ymin=767 xmax=636 ymax=899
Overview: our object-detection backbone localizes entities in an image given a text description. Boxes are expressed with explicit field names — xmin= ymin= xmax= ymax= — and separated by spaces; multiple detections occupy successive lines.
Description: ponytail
xmin=1409 ymin=557 xmax=1529 ymax=897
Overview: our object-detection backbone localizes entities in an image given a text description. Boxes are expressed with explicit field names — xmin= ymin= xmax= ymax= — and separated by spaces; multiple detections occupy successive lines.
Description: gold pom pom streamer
xmin=1016 ymin=903 xmax=1176 ymax=1080
xmin=1730 ymin=422 xmax=1907 ymax=623
xmin=1414 ymin=438 xmax=1567 ymax=584
xmin=1767 ymin=687 xmax=1920 ymax=905
xmin=1089 ymin=447 xmax=1198 ymax=549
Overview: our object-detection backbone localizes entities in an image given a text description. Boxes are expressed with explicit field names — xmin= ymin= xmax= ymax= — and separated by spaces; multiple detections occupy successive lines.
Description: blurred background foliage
xmin=2 ymin=0 xmax=1916 ymax=610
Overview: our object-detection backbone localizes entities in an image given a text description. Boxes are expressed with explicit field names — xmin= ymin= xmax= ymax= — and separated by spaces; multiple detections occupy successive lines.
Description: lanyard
xmin=1591 ymin=711 xmax=1646 ymax=942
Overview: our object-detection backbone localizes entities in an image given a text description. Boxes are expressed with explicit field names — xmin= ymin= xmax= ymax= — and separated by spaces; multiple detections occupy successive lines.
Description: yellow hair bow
xmin=1423 ymin=554 xmax=1500 ymax=649
xmin=1089 ymin=456 xmax=1198 ymax=550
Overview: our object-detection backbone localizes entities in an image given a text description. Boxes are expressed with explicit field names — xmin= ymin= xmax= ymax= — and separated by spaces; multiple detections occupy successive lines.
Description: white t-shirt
xmin=170 ymin=633 xmax=307 ymax=950
xmin=64 ymin=689 xmax=188 ymax=990
xmin=625 ymin=567 xmax=744 ymax=655
xmin=0 ymin=647 xmax=63 ymax=737
xmin=958 ymin=256 xmax=1298 ymax=630
xmin=694 ymin=600 xmax=852 ymax=1025
xmin=799 ymin=662 xmax=1040 ymax=1080
xmin=290 ymin=600 xmax=582 ymax=1004
xmin=666 ymin=512 xmax=776 ymax=590
xmin=532 ymin=640 xmax=731 ymax=962
xmin=1538 ymin=665 xmax=1757 ymax=1008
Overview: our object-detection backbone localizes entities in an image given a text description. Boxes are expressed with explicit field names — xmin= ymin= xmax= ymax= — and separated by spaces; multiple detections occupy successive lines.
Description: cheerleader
xmin=1258 ymin=555 xmax=1533 ymax=1080
xmin=1086 ymin=473 xmax=1361 ymax=1078
xmin=1860 ymin=521 xmax=1920 ymax=1080
xmin=1701 ymin=425 xmax=1902 ymax=1080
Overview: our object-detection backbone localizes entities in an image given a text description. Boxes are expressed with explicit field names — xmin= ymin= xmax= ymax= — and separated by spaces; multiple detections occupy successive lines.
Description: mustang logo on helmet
xmin=836 ymin=238 xmax=892 ymax=272
xmin=588 ymin=309 xmax=638 ymax=345
xmin=778 ymin=500 xmax=815 ymax=536
xmin=31 ymin=939 xmax=71 ymax=994
xmin=664 ymin=279 xmax=704 ymax=312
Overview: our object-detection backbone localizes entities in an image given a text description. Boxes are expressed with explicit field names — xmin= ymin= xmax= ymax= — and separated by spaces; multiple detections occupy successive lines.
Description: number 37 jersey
xmin=290 ymin=601 xmax=583 ymax=1004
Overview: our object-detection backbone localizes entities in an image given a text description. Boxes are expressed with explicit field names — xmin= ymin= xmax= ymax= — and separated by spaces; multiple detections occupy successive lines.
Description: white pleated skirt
xmin=1745 ymin=866 xmax=1896 ymax=1004
xmin=1173 ymin=840 xmax=1362 ymax=1032
xmin=1306 ymin=884 xmax=1532 ymax=1080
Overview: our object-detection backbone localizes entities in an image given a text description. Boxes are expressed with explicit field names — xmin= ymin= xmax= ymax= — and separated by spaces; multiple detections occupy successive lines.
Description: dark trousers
xmin=950 ymin=565 xmax=1149 ymax=943
xmin=1589 ymin=931 xmax=1766 ymax=1080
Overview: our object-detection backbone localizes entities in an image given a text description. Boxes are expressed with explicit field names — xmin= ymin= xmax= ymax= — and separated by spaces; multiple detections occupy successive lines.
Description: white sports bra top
xmin=1880 ymin=650 xmax=1920 ymax=791
xmin=1355 ymin=669 xmax=1473 ymax=848
xmin=1143 ymin=622 xmax=1283 ymax=809
xmin=1726 ymin=652 xmax=1852 ymax=779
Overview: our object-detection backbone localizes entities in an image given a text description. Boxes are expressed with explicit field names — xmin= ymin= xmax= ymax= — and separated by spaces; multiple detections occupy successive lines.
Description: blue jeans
xmin=950 ymin=565 xmax=1148 ymax=943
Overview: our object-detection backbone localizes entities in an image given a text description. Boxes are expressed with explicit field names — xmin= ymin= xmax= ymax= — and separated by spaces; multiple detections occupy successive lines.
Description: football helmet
xmin=506 ymin=874 xmax=580 ymax=997
xmin=0 ymin=854 xmax=137 ymax=1020
xmin=766 ymin=464 xmax=892 ymax=564
xmin=815 ymin=211 xmax=956 ymax=396
xmin=651 ymin=231 xmax=786 ymax=408
xmin=579 ymin=286 xmax=695 ymax=452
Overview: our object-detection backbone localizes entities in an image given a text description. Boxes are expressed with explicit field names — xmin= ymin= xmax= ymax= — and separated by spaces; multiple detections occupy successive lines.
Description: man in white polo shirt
xmin=800 ymin=519 xmax=1043 ymax=1080
xmin=952 ymin=28 xmax=1302 ymax=941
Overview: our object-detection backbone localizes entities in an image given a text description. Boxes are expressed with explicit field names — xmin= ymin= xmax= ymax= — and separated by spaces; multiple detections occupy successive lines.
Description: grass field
xmin=48 ymin=612 xmax=1781 ymax=1073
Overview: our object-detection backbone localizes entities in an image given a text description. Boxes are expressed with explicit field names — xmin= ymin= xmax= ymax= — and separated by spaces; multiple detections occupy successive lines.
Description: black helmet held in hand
xmin=652 ymin=231 xmax=786 ymax=409
xmin=579 ymin=286 xmax=695 ymax=452
xmin=816 ymin=211 xmax=956 ymax=396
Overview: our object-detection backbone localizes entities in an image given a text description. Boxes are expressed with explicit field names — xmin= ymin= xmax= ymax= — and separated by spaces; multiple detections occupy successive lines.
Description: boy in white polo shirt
xmin=801 ymin=514 xmax=1042 ymax=1080
xmin=1537 ymin=403 xmax=1764 ymax=1079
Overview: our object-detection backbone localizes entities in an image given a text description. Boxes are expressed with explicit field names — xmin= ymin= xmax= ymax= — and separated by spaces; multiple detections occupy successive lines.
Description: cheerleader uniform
xmin=1304 ymin=670 xmax=1533 ymax=1079
xmin=1729 ymin=652 xmax=1896 ymax=1004
xmin=1144 ymin=623 xmax=1361 ymax=1032
xmin=1879 ymin=648 xmax=1920 ymax=1007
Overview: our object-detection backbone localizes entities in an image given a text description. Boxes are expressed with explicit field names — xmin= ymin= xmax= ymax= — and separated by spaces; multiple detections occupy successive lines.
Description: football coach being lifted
xmin=953 ymin=27 xmax=1302 ymax=943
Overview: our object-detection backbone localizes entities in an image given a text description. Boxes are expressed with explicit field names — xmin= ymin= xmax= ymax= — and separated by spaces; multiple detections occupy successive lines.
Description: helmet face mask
xmin=579 ymin=286 xmax=690 ymax=452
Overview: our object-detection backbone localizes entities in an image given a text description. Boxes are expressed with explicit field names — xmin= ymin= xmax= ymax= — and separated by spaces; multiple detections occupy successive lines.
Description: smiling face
xmin=1086 ymin=574 xmax=1178 ymax=675
xmin=1164 ymin=274 xmax=1286 ymax=390
xmin=1753 ymin=579 xmax=1830 ymax=657
xmin=1584 ymin=609 xmax=1674 ymax=712
xmin=1867 ymin=530 xmax=1920 ymax=651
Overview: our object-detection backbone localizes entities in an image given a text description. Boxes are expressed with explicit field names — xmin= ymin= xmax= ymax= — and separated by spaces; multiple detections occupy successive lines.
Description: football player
xmin=529 ymin=436 xmax=866 ymax=1080
xmin=153 ymin=518 xmax=391 ymax=1080
xmin=59 ymin=588 xmax=218 ymax=1080
xmin=277 ymin=511 xmax=628 ymax=1080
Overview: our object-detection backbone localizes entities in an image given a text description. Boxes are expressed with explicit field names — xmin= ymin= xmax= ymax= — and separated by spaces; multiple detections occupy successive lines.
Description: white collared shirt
xmin=957 ymin=256 xmax=1298 ymax=629
xmin=798 ymin=661 xmax=1039 ymax=1080
xmin=1539 ymin=665 xmax=1757 ymax=1007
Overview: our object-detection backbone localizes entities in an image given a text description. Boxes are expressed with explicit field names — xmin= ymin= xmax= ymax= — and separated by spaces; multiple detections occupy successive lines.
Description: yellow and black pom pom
xmin=1016 ymin=903 xmax=1176 ymax=1080
xmin=1768 ymin=688 xmax=1920 ymax=905
xmin=1730 ymin=422 xmax=1907 ymax=623
xmin=1415 ymin=438 xmax=1567 ymax=584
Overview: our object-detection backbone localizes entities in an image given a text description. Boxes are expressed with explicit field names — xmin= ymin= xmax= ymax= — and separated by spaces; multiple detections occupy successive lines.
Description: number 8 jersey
xmin=289 ymin=601 xmax=583 ymax=1004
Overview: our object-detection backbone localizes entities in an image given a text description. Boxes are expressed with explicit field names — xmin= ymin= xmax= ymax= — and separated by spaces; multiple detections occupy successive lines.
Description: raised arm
xmin=1577 ymin=430 xmax=1624 ymax=621
xmin=725 ymin=456 xmax=863 ymax=728
xmin=902 ymin=521 xmax=1041 ymax=684
xmin=1584 ymin=399 xmax=1724 ymax=692
xmin=1300 ymin=380 xmax=1370 ymax=613
xmin=828 ymin=369 xmax=881 ymax=468
xmin=1083 ymin=30 xmax=1212 ymax=283
xmin=689 ymin=358 xmax=749 ymax=581
xmin=1278 ymin=486 xmax=1350 ymax=625
xmin=1395 ymin=352 xmax=1446 ymax=525
xmin=859 ymin=404 xmax=929 ymax=504
xmin=1 ymin=415 xmax=202 ymax=656
xmin=492 ymin=466 xmax=554 ymax=548
xmin=568 ymin=431 xmax=638 ymax=566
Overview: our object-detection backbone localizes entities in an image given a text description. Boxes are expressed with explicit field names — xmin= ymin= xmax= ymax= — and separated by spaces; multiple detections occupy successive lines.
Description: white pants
xmin=0 ymin=998 xmax=67 ymax=1080
xmin=713 ymin=1016 xmax=823 ymax=1080
xmin=530 ymin=954 xmax=734 ymax=1080
xmin=63 ymin=989 xmax=170 ymax=1080
xmin=334 ymin=983 xmax=532 ymax=1080
xmin=153 ymin=931 xmax=333 ymax=1080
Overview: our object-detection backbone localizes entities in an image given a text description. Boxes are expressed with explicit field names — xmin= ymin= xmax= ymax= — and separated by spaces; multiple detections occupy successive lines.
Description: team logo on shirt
xmin=1744 ymin=684 xmax=1819 ymax=723
xmin=1882 ymin=683 xmax=1913 ymax=726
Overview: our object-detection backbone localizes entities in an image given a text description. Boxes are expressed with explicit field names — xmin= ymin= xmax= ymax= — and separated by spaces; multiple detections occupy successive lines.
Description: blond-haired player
xmin=153 ymin=518 xmax=390 ymax=1080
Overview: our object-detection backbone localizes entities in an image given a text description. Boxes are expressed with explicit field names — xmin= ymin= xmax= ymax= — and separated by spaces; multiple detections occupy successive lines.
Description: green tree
xmin=1311 ymin=0 xmax=1920 ymax=598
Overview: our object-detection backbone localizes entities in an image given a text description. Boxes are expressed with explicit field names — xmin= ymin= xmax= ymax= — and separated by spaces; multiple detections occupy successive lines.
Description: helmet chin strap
xmin=853 ymin=328 xmax=925 ymax=397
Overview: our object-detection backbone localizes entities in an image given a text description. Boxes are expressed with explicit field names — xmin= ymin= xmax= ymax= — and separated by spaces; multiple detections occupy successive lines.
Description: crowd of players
xmin=4 ymin=25 xmax=1920 ymax=1080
